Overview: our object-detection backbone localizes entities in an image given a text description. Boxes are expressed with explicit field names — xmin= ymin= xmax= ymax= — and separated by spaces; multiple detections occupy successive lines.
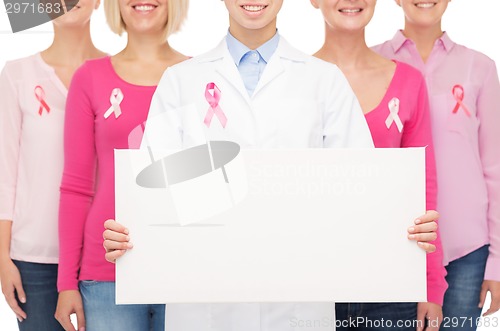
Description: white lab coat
xmin=143 ymin=36 xmax=374 ymax=331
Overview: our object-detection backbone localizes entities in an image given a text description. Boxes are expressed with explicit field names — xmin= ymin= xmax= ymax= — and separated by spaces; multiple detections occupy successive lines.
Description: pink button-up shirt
xmin=374 ymin=31 xmax=500 ymax=282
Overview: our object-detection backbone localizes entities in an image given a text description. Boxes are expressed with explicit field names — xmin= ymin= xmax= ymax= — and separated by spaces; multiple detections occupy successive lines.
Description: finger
xmin=56 ymin=314 xmax=77 ymax=331
xmin=417 ymin=241 xmax=436 ymax=253
xmin=415 ymin=210 xmax=439 ymax=224
xmin=103 ymin=239 xmax=133 ymax=252
xmin=13 ymin=280 xmax=27 ymax=317
xmin=426 ymin=317 xmax=440 ymax=331
xmin=76 ymin=306 xmax=86 ymax=331
xmin=408 ymin=233 xmax=438 ymax=243
xmin=427 ymin=324 xmax=439 ymax=331
xmin=483 ymin=295 xmax=500 ymax=316
xmin=5 ymin=291 xmax=27 ymax=320
xmin=105 ymin=249 xmax=127 ymax=263
xmin=478 ymin=284 xmax=487 ymax=309
xmin=416 ymin=308 xmax=426 ymax=331
xmin=104 ymin=219 xmax=129 ymax=234
xmin=14 ymin=280 xmax=27 ymax=305
xmin=103 ymin=229 xmax=130 ymax=243
xmin=409 ymin=222 xmax=438 ymax=234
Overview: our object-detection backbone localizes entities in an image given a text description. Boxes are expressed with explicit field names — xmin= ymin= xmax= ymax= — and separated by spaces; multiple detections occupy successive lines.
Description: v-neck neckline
xmin=364 ymin=60 xmax=400 ymax=118
xmin=35 ymin=52 xmax=69 ymax=97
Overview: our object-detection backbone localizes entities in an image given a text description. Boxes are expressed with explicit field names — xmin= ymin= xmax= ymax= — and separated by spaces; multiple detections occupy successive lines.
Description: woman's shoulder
xmin=70 ymin=56 xmax=112 ymax=85
xmin=2 ymin=53 xmax=44 ymax=76
xmin=77 ymin=56 xmax=112 ymax=72
xmin=394 ymin=60 xmax=423 ymax=78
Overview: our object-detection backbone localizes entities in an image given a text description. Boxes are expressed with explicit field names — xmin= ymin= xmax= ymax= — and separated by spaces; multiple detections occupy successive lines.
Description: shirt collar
xmin=226 ymin=30 xmax=280 ymax=65
xmin=390 ymin=30 xmax=455 ymax=54
xmin=390 ymin=30 xmax=410 ymax=53
xmin=438 ymin=32 xmax=455 ymax=52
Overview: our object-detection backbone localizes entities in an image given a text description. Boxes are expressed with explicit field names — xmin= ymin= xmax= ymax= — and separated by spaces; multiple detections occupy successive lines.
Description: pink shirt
xmin=0 ymin=53 xmax=67 ymax=264
xmin=374 ymin=31 xmax=500 ymax=282
xmin=58 ymin=57 xmax=156 ymax=291
xmin=365 ymin=61 xmax=447 ymax=305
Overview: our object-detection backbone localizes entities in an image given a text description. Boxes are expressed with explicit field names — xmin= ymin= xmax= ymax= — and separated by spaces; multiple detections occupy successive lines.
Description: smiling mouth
xmin=415 ymin=2 xmax=437 ymax=9
xmin=133 ymin=4 xmax=157 ymax=12
xmin=241 ymin=5 xmax=268 ymax=12
xmin=339 ymin=8 xmax=362 ymax=13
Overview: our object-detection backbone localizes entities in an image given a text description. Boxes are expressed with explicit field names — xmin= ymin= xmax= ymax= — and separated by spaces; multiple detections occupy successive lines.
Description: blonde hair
xmin=104 ymin=0 xmax=189 ymax=38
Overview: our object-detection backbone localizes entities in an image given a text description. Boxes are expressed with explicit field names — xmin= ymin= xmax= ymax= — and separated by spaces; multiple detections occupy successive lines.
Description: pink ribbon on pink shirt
xmin=204 ymin=83 xmax=227 ymax=128
xmin=34 ymin=85 xmax=50 ymax=116
xmin=452 ymin=85 xmax=471 ymax=117
xmin=104 ymin=88 xmax=124 ymax=119
xmin=385 ymin=97 xmax=403 ymax=133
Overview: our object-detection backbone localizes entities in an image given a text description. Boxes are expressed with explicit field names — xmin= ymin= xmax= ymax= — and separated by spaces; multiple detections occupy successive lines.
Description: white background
xmin=1 ymin=0 xmax=499 ymax=330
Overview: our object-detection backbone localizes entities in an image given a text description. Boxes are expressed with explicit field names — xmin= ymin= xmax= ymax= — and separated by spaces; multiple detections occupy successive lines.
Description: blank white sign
xmin=115 ymin=148 xmax=426 ymax=304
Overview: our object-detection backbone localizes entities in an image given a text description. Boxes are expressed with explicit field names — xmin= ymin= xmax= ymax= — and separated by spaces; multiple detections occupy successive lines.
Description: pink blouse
xmin=365 ymin=61 xmax=447 ymax=305
xmin=0 ymin=53 xmax=66 ymax=264
xmin=374 ymin=31 xmax=500 ymax=284
xmin=58 ymin=57 xmax=156 ymax=291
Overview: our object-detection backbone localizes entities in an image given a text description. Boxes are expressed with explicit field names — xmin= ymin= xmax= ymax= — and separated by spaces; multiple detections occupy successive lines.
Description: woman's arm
xmin=0 ymin=64 xmax=27 ymax=322
xmin=55 ymin=63 xmax=96 ymax=331
xmin=477 ymin=60 xmax=500 ymax=316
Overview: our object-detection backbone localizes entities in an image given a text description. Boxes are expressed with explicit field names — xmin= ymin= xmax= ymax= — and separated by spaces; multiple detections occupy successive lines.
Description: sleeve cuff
xmin=57 ymin=279 xmax=79 ymax=292
xmin=427 ymin=282 xmax=448 ymax=306
xmin=484 ymin=256 xmax=500 ymax=281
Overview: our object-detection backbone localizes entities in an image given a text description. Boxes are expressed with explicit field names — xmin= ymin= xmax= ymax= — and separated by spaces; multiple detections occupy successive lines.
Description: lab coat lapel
xmin=252 ymin=38 xmax=307 ymax=97
xmin=252 ymin=52 xmax=284 ymax=97
xmin=203 ymin=39 xmax=251 ymax=104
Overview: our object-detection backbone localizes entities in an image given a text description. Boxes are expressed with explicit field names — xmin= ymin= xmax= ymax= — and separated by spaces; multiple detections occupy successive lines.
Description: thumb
xmin=13 ymin=280 xmax=26 ymax=304
xmin=478 ymin=283 xmax=487 ymax=309
xmin=416 ymin=305 xmax=426 ymax=331
xmin=76 ymin=307 xmax=86 ymax=331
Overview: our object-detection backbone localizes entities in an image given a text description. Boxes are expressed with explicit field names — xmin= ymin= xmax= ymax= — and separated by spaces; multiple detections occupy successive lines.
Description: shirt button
xmin=252 ymin=53 xmax=258 ymax=58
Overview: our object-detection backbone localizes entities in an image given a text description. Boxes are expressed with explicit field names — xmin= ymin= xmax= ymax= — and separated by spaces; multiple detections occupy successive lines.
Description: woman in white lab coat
xmin=103 ymin=1 xmax=441 ymax=330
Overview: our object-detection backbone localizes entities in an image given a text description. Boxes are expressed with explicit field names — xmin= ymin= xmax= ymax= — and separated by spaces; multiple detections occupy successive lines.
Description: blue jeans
xmin=440 ymin=245 xmax=488 ymax=331
xmin=79 ymin=281 xmax=165 ymax=331
xmin=12 ymin=260 xmax=64 ymax=331
xmin=335 ymin=303 xmax=418 ymax=331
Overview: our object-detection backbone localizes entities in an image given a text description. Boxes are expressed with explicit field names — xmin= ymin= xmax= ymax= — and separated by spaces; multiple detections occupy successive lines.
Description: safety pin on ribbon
xmin=104 ymin=88 xmax=124 ymax=119
xmin=35 ymin=85 xmax=50 ymax=116
xmin=385 ymin=97 xmax=403 ymax=133
xmin=204 ymin=82 xmax=227 ymax=128
xmin=452 ymin=85 xmax=471 ymax=117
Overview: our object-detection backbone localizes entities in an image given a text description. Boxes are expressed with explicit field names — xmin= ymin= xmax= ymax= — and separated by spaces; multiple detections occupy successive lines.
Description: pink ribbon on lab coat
xmin=204 ymin=83 xmax=227 ymax=128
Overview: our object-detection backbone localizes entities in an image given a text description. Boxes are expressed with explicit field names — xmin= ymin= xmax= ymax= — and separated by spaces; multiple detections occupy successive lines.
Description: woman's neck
xmin=402 ymin=22 xmax=444 ymax=62
xmin=315 ymin=26 xmax=371 ymax=71
xmin=117 ymin=31 xmax=172 ymax=62
xmin=43 ymin=23 xmax=103 ymax=66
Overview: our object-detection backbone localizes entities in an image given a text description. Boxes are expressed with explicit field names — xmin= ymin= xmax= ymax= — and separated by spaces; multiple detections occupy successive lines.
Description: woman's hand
xmin=408 ymin=210 xmax=439 ymax=253
xmin=103 ymin=219 xmax=133 ymax=263
xmin=0 ymin=257 xmax=27 ymax=321
xmin=417 ymin=302 xmax=443 ymax=331
xmin=55 ymin=290 xmax=85 ymax=331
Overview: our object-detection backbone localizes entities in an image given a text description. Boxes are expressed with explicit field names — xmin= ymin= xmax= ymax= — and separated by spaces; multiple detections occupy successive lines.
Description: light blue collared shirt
xmin=226 ymin=31 xmax=280 ymax=97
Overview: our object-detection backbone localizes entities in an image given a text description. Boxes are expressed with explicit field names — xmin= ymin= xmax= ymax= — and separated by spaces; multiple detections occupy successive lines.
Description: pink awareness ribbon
xmin=104 ymin=88 xmax=124 ymax=119
xmin=385 ymin=97 xmax=403 ymax=133
xmin=35 ymin=85 xmax=50 ymax=116
xmin=204 ymin=83 xmax=227 ymax=128
xmin=452 ymin=85 xmax=471 ymax=117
